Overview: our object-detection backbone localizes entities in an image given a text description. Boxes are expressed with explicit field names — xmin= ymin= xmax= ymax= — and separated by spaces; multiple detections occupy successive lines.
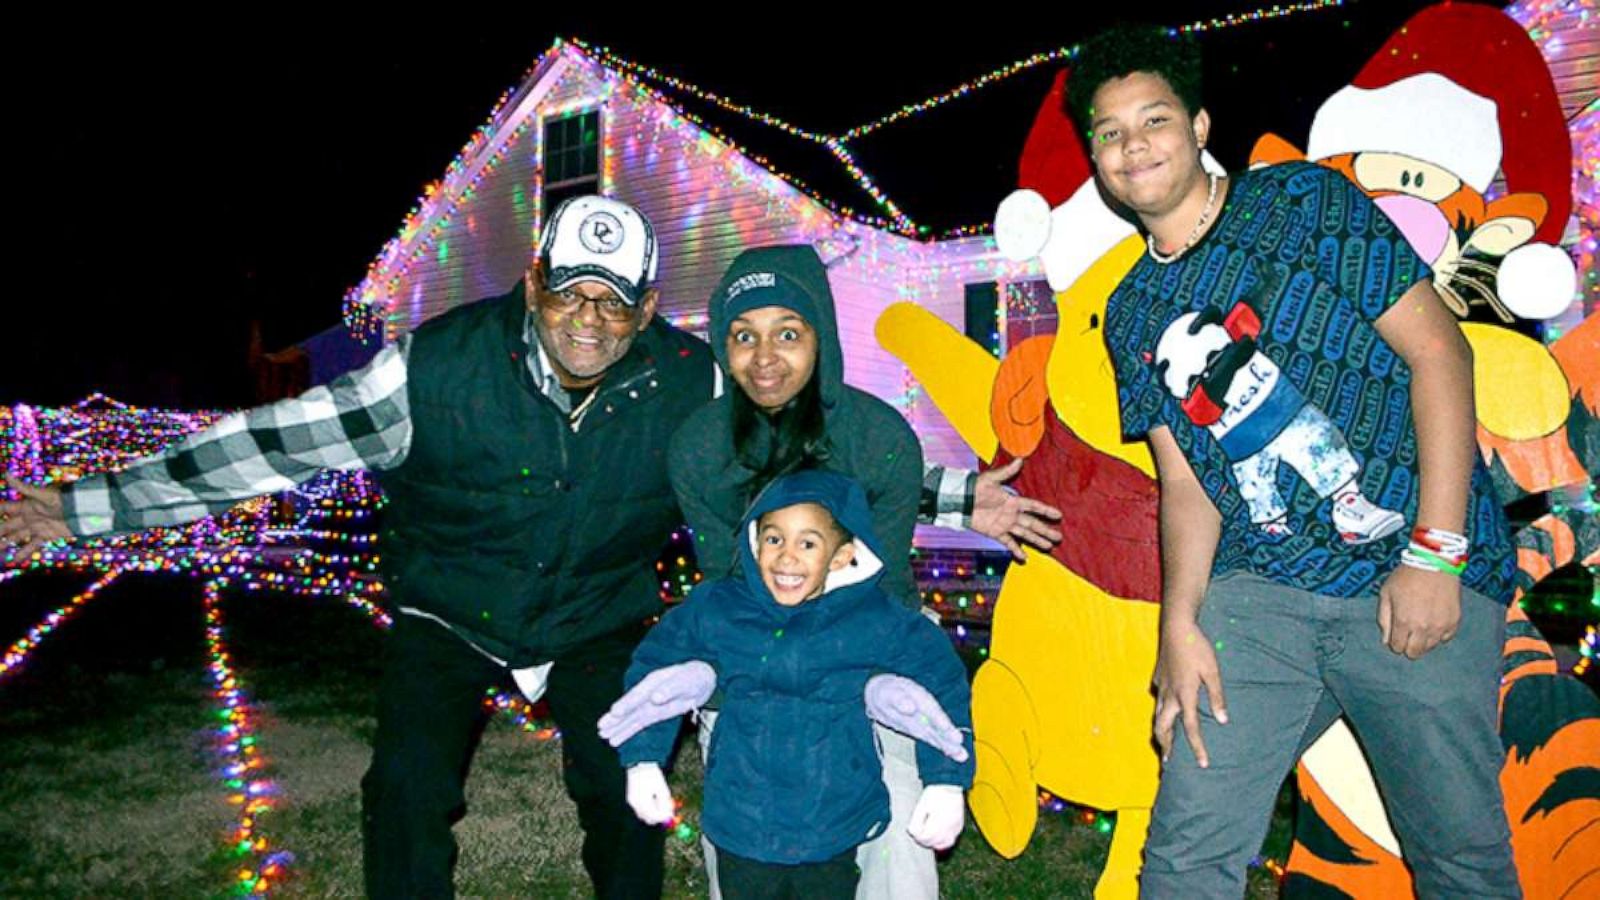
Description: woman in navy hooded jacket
xmin=616 ymin=470 xmax=974 ymax=896
xmin=666 ymin=244 xmax=947 ymax=897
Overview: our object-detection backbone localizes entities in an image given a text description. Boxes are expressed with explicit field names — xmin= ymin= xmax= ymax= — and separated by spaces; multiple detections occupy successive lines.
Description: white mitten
xmin=906 ymin=784 xmax=965 ymax=850
xmin=625 ymin=763 xmax=674 ymax=825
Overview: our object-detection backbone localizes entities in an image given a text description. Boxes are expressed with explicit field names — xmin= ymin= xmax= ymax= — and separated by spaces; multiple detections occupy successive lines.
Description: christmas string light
xmin=1175 ymin=1 xmax=1346 ymax=34
xmin=840 ymin=1 xmax=1350 ymax=140
xmin=2 ymin=402 xmax=44 ymax=485
xmin=341 ymin=2 xmax=1359 ymax=334
xmin=568 ymin=38 xmax=824 ymax=143
xmin=655 ymin=536 xmax=705 ymax=602
xmin=204 ymin=578 xmax=293 ymax=897
xmin=0 ymin=570 xmax=122 ymax=682
xmin=840 ymin=48 xmax=1077 ymax=141
xmin=2 ymin=399 xmax=388 ymax=585
xmin=575 ymin=2 xmax=1349 ymax=236
xmin=4 ymin=399 xmax=226 ymax=485
xmin=484 ymin=690 xmax=560 ymax=741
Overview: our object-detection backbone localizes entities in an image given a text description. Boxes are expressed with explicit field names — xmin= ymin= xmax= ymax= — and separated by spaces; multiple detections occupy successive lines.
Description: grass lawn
xmin=0 ymin=575 xmax=1290 ymax=898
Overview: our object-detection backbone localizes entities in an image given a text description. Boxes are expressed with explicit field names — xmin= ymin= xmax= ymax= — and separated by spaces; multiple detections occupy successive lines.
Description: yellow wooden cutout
xmin=878 ymin=233 xmax=1157 ymax=899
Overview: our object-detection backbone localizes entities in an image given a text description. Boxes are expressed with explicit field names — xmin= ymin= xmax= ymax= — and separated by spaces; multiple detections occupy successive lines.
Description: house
xmin=334 ymin=38 xmax=1046 ymax=548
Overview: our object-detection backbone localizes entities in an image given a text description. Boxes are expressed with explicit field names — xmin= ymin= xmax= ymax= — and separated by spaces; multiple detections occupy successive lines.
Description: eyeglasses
xmin=538 ymin=286 xmax=637 ymax=323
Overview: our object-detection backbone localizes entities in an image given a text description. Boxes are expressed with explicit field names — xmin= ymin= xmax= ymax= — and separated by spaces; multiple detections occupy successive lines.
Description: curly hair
xmin=1065 ymin=23 xmax=1203 ymax=136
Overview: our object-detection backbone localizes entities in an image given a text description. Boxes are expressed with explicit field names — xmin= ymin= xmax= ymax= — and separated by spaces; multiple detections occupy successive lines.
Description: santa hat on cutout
xmin=993 ymin=69 xmax=1221 ymax=291
xmin=1306 ymin=4 xmax=1575 ymax=318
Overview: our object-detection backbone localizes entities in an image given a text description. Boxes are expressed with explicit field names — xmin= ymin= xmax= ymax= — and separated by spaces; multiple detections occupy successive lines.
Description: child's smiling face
xmin=756 ymin=502 xmax=855 ymax=606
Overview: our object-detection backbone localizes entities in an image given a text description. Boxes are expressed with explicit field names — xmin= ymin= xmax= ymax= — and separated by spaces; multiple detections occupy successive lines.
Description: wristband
xmin=1410 ymin=525 xmax=1468 ymax=561
xmin=1400 ymin=546 xmax=1467 ymax=576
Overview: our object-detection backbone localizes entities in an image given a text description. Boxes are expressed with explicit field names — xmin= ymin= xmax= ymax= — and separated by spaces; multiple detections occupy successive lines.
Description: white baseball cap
xmin=539 ymin=195 xmax=659 ymax=305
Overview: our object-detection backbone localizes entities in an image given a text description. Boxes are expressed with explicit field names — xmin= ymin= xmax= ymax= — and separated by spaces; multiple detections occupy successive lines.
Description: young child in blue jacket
xmin=611 ymin=469 xmax=973 ymax=897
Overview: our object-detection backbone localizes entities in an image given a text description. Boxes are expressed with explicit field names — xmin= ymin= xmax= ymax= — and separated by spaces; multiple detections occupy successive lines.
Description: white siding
xmin=345 ymin=46 xmax=1035 ymax=549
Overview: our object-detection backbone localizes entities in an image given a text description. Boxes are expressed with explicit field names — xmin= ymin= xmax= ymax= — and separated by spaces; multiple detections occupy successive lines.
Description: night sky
xmin=8 ymin=1 xmax=1463 ymax=409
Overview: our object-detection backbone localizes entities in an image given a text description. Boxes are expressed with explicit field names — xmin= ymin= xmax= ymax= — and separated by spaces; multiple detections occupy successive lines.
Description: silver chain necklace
xmin=1147 ymin=172 xmax=1220 ymax=264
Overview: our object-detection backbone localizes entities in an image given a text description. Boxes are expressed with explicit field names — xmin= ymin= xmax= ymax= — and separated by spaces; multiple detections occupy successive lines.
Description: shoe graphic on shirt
xmin=1258 ymin=516 xmax=1294 ymax=539
xmin=1330 ymin=490 xmax=1405 ymax=545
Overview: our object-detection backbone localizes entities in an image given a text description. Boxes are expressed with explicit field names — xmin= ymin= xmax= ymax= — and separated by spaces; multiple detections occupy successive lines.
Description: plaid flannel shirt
xmin=63 ymin=328 xmax=977 ymax=537
xmin=63 ymin=336 xmax=415 ymax=536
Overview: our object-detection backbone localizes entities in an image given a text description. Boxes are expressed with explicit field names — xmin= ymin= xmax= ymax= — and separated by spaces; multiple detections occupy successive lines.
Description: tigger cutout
xmin=1242 ymin=5 xmax=1600 ymax=896
xmin=1247 ymin=3 xmax=1594 ymax=507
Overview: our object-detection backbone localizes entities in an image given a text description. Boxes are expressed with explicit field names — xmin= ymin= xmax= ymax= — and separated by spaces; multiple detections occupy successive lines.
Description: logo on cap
xmin=580 ymin=212 xmax=625 ymax=254
xmin=725 ymin=272 xmax=777 ymax=301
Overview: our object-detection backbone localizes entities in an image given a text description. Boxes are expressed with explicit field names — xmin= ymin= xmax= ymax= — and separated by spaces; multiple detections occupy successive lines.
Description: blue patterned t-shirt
xmin=1103 ymin=162 xmax=1514 ymax=603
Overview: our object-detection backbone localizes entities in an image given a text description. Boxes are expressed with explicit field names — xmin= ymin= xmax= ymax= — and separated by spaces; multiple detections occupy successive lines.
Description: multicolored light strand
xmin=837 ymin=0 xmax=1349 ymax=143
xmin=656 ymin=530 xmax=705 ymax=602
xmin=2 ymin=397 xmax=393 ymax=895
xmin=0 ymin=570 xmax=122 ymax=682
xmin=573 ymin=1 xmax=1348 ymax=235
xmin=205 ymin=578 xmax=294 ymax=896
xmin=1 ymin=396 xmax=226 ymax=485
xmin=342 ymin=2 xmax=1354 ymax=332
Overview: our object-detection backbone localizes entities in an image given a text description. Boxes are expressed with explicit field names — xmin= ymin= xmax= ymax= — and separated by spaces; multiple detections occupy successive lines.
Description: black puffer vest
xmin=380 ymin=283 xmax=716 ymax=665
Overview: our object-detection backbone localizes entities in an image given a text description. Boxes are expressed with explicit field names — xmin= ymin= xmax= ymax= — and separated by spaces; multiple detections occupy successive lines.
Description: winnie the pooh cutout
xmin=878 ymin=69 xmax=1233 ymax=898
xmin=1242 ymin=5 xmax=1598 ymax=896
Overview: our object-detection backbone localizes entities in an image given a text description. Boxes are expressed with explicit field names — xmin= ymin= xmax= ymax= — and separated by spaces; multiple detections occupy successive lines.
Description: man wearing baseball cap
xmin=2 ymin=195 xmax=717 ymax=898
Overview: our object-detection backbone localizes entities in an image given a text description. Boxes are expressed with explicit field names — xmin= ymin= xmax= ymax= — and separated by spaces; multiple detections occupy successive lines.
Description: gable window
xmin=964 ymin=282 xmax=1002 ymax=358
xmin=542 ymin=110 xmax=601 ymax=218
xmin=965 ymin=279 xmax=1057 ymax=359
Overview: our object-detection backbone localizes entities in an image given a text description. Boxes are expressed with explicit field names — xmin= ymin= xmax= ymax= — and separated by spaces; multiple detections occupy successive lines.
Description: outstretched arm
xmin=4 ymin=339 xmax=413 ymax=557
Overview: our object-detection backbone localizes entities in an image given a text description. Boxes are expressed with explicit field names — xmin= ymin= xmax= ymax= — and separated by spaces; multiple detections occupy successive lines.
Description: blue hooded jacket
xmin=618 ymin=470 xmax=974 ymax=864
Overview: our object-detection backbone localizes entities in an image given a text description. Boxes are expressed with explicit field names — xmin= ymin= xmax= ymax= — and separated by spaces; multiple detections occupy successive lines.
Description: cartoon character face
xmin=1348 ymin=152 xmax=1462 ymax=262
xmin=1153 ymin=311 xmax=1230 ymax=399
xmin=1318 ymin=151 xmax=1547 ymax=322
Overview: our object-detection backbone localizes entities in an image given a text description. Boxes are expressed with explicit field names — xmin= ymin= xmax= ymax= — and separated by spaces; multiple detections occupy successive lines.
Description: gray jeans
xmin=1141 ymin=571 xmax=1519 ymax=899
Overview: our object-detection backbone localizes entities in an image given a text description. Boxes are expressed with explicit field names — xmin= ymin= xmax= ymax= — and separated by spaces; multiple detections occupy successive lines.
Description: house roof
xmin=341 ymin=1 xmax=1535 ymax=336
